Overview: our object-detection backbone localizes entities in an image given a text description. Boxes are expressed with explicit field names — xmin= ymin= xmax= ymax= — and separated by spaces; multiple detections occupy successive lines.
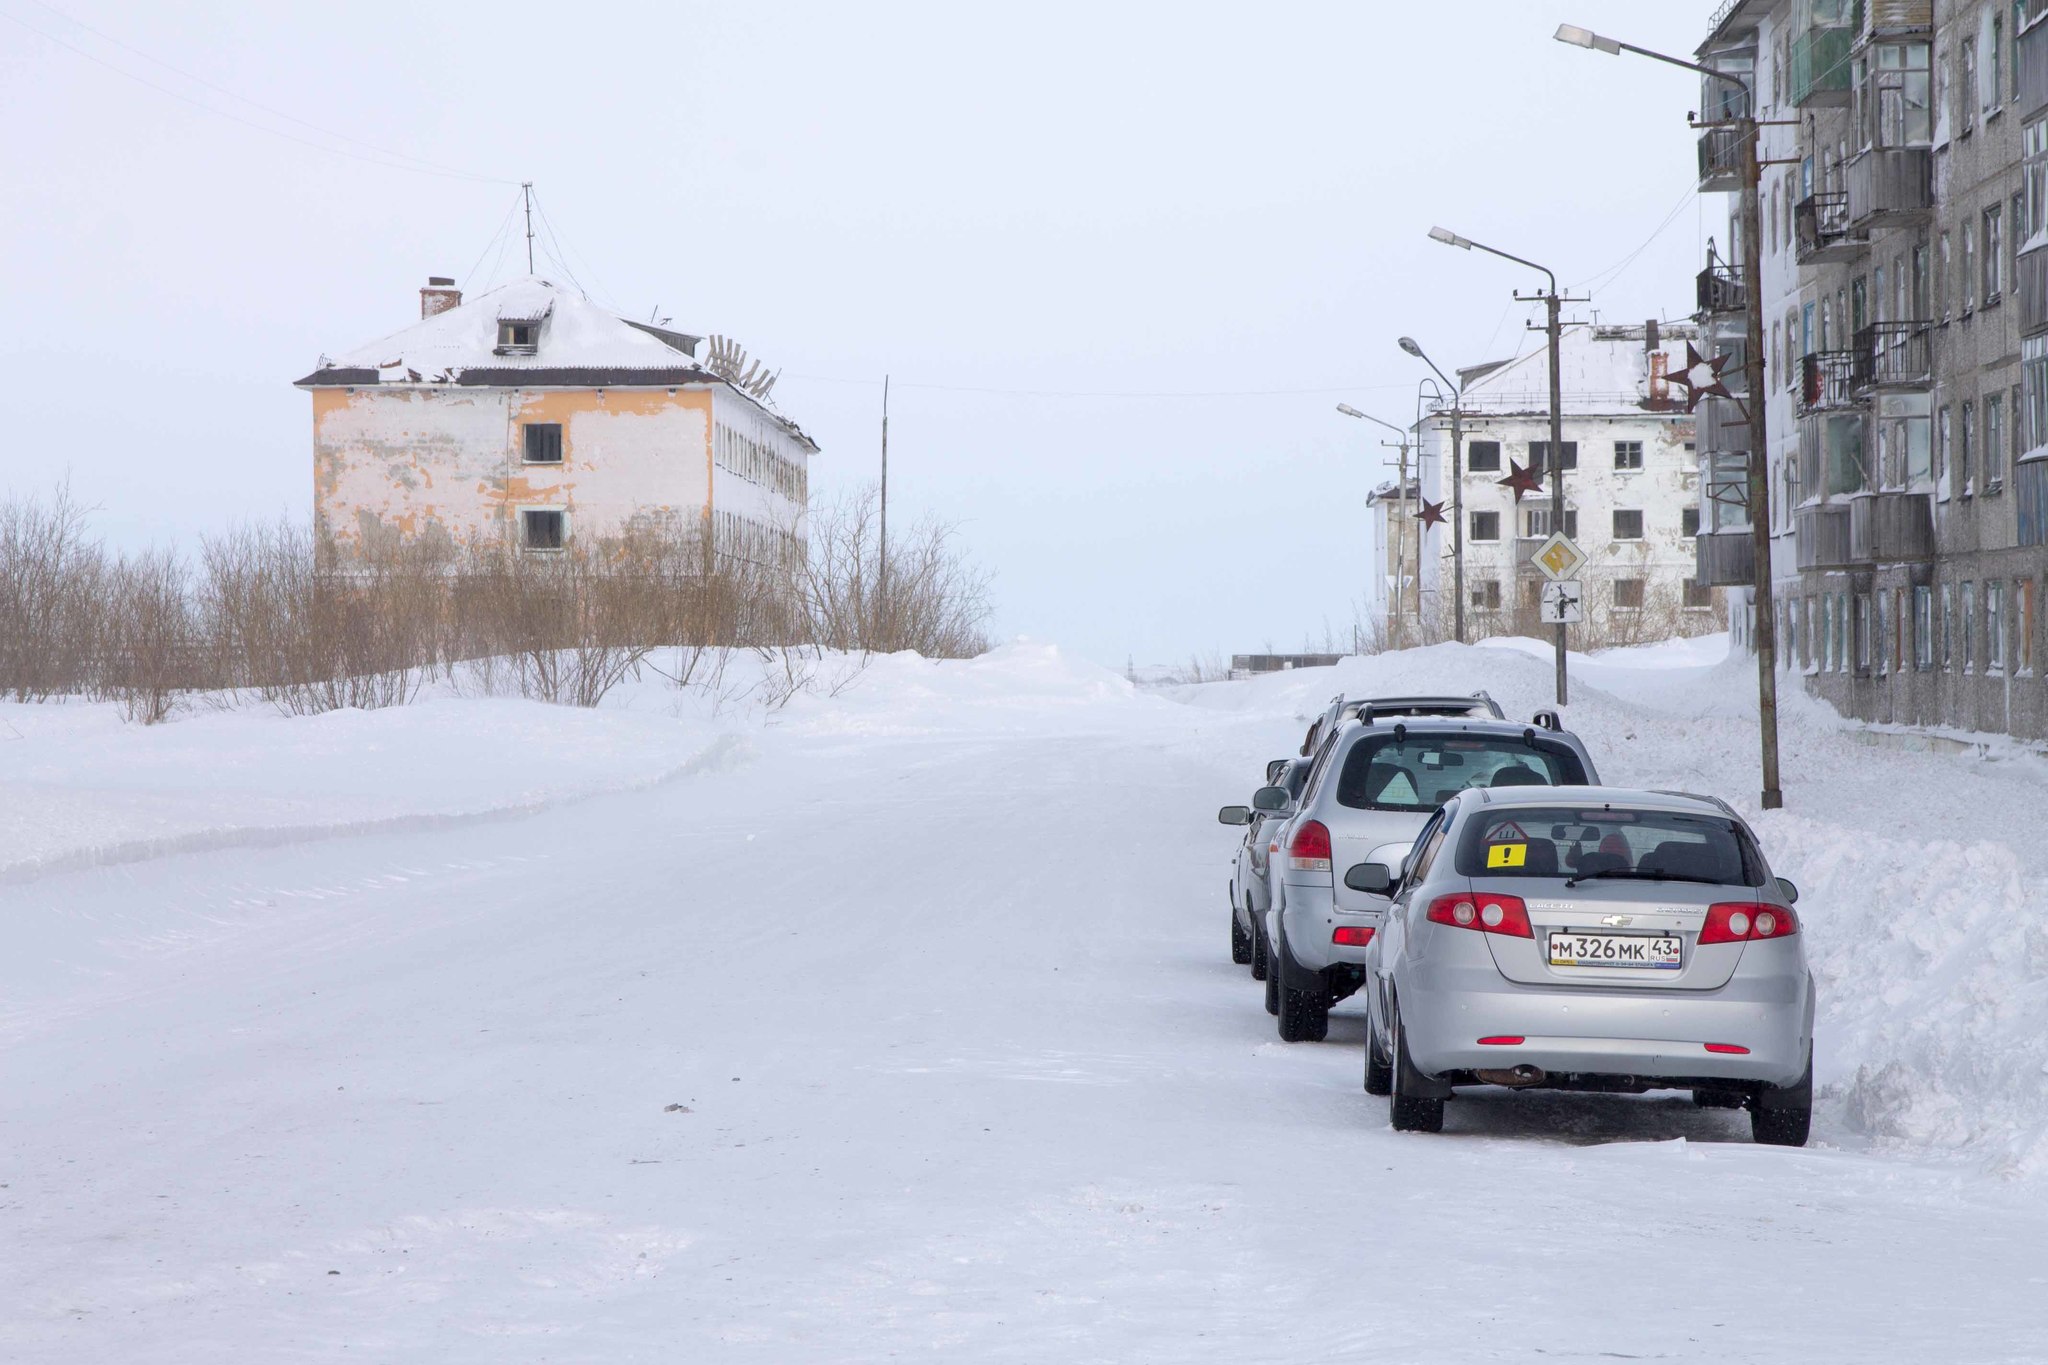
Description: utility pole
xmin=1449 ymin=401 xmax=1467 ymax=644
xmin=521 ymin=182 xmax=535 ymax=272
xmin=1543 ymin=284 xmax=1567 ymax=705
xmin=1554 ymin=23 xmax=1783 ymax=808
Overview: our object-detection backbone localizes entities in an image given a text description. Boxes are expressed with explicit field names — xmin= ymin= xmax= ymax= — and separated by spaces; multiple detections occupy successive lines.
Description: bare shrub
xmin=795 ymin=485 xmax=991 ymax=658
xmin=101 ymin=548 xmax=196 ymax=724
xmin=0 ymin=485 xmax=110 ymax=701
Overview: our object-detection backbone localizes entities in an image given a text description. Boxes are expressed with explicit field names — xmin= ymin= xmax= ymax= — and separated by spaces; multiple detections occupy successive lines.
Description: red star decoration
xmin=1498 ymin=460 xmax=1544 ymax=501
xmin=1417 ymin=499 xmax=1446 ymax=530
xmin=1669 ymin=341 xmax=1734 ymax=414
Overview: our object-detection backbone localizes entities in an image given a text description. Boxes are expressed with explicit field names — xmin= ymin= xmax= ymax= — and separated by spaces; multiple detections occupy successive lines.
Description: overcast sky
xmin=1 ymin=0 xmax=1722 ymax=668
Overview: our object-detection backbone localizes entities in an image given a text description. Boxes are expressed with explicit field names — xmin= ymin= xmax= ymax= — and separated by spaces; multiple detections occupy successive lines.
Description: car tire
xmin=1274 ymin=930 xmax=1329 ymax=1043
xmin=1230 ymin=904 xmax=1254 ymax=966
xmin=1750 ymin=1046 xmax=1813 ymax=1148
xmin=1363 ymin=1002 xmax=1393 ymax=1096
xmin=1387 ymin=997 xmax=1444 ymax=1133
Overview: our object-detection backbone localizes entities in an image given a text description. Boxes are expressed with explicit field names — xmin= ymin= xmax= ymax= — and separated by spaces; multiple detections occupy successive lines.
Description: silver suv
xmin=1357 ymin=786 xmax=1813 ymax=1145
xmin=1261 ymin=712 xmax=1599 ymax=1042
xmin=1218 ymin=755 xmax=1314 ymax=977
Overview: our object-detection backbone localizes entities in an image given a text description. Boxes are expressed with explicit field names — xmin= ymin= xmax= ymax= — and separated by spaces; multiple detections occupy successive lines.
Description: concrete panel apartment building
xmin=1695 ymin=0 xmax=2048 ymax=738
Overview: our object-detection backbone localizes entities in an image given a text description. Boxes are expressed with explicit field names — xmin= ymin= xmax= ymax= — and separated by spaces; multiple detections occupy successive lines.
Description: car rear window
xmin=1330 ymin=734 xmax=1586 ymax=813
xmin=1453 ymin=806 xmax=1766 ymax=884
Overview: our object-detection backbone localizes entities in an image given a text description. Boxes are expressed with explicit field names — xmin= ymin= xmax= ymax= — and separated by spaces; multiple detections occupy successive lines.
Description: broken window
xmin=1470 ymin=511 xmax=1500 ymax=542
xmin=1613 ymin=440 xmax=1644 ymax=470
xmin=521 ymin=508 xmax=565 ymax=551
xmin=1613 ymin=579 xmax=1645 ymax=609
xmin=496 ymin=321 xmax=540 ymax=355
xmin=523 ymin=423 xmax=563 ymax=464
xmin=1612 ymin=509 xmax=1645 ymax=540
xmin=1466 ymin=440 xmax=1502 ymax=472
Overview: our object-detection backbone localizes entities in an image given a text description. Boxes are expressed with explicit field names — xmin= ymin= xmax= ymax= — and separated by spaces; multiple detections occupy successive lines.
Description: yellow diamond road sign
xmin=1533 ymin=532 xmax=1587 ymax=582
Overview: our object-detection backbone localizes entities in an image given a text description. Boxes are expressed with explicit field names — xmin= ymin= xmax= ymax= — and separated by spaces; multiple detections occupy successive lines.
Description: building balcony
xmin=1698 ymin=126 xmax=1745 ymax=193
xmin=1698 ymin=393 xmax=1751 ymax=454
xmin=2020 ymin=7 xmax=2048 ymax=118
xmin=1694 ymin=528 xmax=1756 ymax=586
xmin=1799 ymin=350 xmax=1861 ymax=412
xmin=1790 ymin=21 xmax=1854 ymax=106
xmin=1846 ymin=146 xmax=1932 ymax=230
xmin=1795 ymin=191 xmax=1865 ymax=263
xmin=1848 ymin=490 xmax=1936 ymax=563
xmin=1696 ymin=262 xmax=1747 ymax=318
xmin=1850 ymin=321 xmax=1932 ymax=392
xmin=1795 ymin=503 xmax=1855 ymax=571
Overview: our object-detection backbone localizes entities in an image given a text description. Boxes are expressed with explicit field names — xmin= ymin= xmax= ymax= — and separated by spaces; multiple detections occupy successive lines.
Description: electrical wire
xmin=1 ymin=5 xmax=516 ymax=185
xmin=461 ymin=191 xmax=524 ymax=291
xmin=781 ymin=374 xmax=1423 ymax=399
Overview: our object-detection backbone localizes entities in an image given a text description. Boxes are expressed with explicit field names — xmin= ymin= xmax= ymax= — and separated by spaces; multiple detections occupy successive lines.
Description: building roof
xmin=294 ymin=275 xmax=816 ymax=451
xmin=1428 ymin=322 xmax=1700 ymax=421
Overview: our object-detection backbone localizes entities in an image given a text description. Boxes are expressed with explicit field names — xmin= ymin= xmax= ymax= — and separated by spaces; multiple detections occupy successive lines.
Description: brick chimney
xmin=420 ymin=276 xmax=461 ymax=319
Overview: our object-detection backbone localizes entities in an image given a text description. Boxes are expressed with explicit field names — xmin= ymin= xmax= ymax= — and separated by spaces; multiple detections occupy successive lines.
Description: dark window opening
xmin=1614 ymin=440 xmax=1644 ymax=470
xmin=1614 ymin=578 xmax=1646 ymax=609
xmin=1682 ymin=507 xmax=1701 ymax=537
xmin=522 ymin=509 xmax=565 ymax=551
xmin=496 ymin=321 xmax=540 ymax=355
xmin=523 ymin=423 xmax=563 ymax=464
xmin=1471 ymin=511 xmax=1501 ymax=541
xmin=1613 ymin=509 xmax=1645 ymax=539
xmin=1467 ymin=440 xmax=1502 ymax=472
xmin=1530 ymin=440 xmax=1578 ymax=471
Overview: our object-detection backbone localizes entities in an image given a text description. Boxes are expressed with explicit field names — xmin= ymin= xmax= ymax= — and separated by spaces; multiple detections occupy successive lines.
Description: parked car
xmin=1355 ymin=786 xmax=1812 ymax=1146
xmin=1295 ymin=691 xmax=1508 ymax=760
xmin=1261 ymin=712 xmax=1600 ymax=1042
xmin=1218 ymin=755 xmax=1314 ymax=976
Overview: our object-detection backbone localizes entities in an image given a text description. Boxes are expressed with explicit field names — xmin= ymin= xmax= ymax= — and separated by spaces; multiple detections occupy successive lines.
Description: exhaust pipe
xmin=1475 ymin=1064 xmax=1547 ymax=1089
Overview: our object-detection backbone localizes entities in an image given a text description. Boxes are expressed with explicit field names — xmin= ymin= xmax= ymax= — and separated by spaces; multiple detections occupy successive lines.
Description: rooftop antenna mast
xmin=522 ymin=182 xmax=535 ymax=272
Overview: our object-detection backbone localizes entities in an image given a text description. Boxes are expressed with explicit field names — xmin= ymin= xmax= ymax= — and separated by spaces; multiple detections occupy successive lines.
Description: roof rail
xmin=1648 ymin=788 xmax=1742 ymax=819
xmin=1531 ymin=708 xmax=1562 ymax=731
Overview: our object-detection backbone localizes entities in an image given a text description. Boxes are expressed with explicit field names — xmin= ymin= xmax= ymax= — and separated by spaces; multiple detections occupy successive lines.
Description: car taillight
xmin=1331 ymin=926 xmax=1375 ymax=947
xmin=1289 ymin=820 xmax=1332 ymax=871
xmin=1698 ymin=901 xmax=1800 ymax=945
xmin=1425 ymin=892 xmax=1532 ymax=938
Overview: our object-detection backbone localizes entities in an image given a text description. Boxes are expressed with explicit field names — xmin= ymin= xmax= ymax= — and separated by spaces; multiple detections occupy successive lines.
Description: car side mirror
xmin=1251 ymin=786 xmax=1290 ymax=811
xmin=1775 ymin=876 xmax=1799 ymax=905
xmin=1218 ymin=805 xmax=1251 ymax=826
xmin=1344 ymin=862 xmax=1396 ymax=896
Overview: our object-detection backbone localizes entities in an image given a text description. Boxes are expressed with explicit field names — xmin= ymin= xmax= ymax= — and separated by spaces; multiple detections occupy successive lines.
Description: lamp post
xmin=1425 ymin=228 xmax=1568 ymax=704
xmin=1398 ymin=338 xmax=1468 ymax=645
xmin=1555 ymin=21 xmax=1782 ymax=810
xmin=1337 ymin=403 xmax=1419 ymax=639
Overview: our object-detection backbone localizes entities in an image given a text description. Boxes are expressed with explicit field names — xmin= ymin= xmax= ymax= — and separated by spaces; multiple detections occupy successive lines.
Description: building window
xmin=1856 ymin=595 xmax=1872 ymax=671
xmin=1962 ymin=38 xmax=1978 ymax=134
xmin=1941 ymin=583 xmax=1955 ymax=667
xmin=1613 ymin=440 xmax=1644 ymax=470
xmin=1683 ymin=578 xmax=1712 ymax=609
xmin=496 ymin=321 xmax=540 ymax=355
xmin=1964 ymin=222 xmax=1978 ymax=311
xmin=1613 ymin=579 xmax=1645 ymax=610
xmin=1990 ymin=11 xmax=2004 ymax=111
xmin=1989 ymin=580 xmax=2007 ymax=670
xmin=2027 ymin=118 xmax=2048 ymax=251
xmin=1471 ymin=581 xmax=1502 ymax=609
xmin=521 ymin=508 xmax=566 ymax=552
xmin=1466 ymin=440 xmax=1502 ymax=472
xmin=1470 ymin=511 xmax=1500 ymax=541
xmin=522 ymin=422 xmax=563 ymax=464
xmin=1962 ymin=580 xmax=1977 ymax=669
xmin=1984 ymin=205 xmax=2005 ymax=302
xmin=1961 ymin=400 xmax=1976 ymax=495
xmin=2021 ymin=578 xmax=2036 ymax=673
xmin=1915 ymin=585 xmax=1933 ymax=668
xmin=2026 ymin=337 xmax=2048 ymax=457
xmin=1525 ymin=507 xmax=1578 ymax=539
xmin=1529 ymin=440 xmax=1577 ymax=471
xmin=1986 ymin=394 xmax=2005 ymax=492
xmin=1612 ymin=509 xmax=1644 ymax=540
xmin=1681 ymin=507 xmax=1700 ymax=537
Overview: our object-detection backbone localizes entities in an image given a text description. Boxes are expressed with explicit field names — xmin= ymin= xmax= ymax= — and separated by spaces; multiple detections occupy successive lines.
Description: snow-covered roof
xmin=1438 ymin=322 xmax=1701 ymax=419
xmin=314 ymin=276 xmax=700 ymax=381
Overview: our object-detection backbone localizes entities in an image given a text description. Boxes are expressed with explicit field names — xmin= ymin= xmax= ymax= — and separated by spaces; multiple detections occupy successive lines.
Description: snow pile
xmin=778 ymin=640 xmax=1171 ymax=738
xmin=1176 ymin=635 xmax=2048 ymax=1178
xmin=0 ymin=696 xmax=737 ymax=882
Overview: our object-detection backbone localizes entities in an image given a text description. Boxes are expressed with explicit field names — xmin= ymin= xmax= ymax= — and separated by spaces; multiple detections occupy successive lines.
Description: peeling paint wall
xmin=311 ymin=385 xmax=719 ymax=554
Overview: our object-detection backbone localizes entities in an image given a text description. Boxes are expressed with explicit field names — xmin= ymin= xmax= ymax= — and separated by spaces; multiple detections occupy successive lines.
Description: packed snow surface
xmin=3 ymin=637 xmax=2046 ymax=1360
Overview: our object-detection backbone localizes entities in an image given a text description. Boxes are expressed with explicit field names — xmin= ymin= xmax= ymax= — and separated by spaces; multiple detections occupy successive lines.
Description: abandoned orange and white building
xmin=294 ymin=275 xmax=817 ymax=563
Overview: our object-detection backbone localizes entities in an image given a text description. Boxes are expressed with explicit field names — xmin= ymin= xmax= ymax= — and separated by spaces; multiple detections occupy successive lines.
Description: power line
xmin=1 ymin=6 xmax=515 ymax=185
xmin=782 ymin=373 xmax=1423 ymax=400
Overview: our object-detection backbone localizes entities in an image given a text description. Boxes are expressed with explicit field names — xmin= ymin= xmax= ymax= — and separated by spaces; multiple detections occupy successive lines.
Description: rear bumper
xmin=1277 ymin=880 xmax=1384 ymax=971
xmin=1401 ymin=958 xmax=1812 ymax=1088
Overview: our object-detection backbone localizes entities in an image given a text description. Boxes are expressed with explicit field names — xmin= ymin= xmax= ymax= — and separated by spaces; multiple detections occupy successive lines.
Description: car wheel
xmin=1387 ymin=997 xmax=1444 ymax=1133
xmin=1750 ymin=1046 xmax=1812 ymax=1148
xmin=1363 ymin=998 xmax=1393 ymax=1096
xmin=1274 ymin=931 xmax=1329 ymax=1043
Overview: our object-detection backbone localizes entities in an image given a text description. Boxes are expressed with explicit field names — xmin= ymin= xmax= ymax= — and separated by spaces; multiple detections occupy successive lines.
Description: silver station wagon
xmin=1356 ymin=786 xmax=1813 ymax=1145
xmin=1262 ymin=711 xmax=1600 ymax=1042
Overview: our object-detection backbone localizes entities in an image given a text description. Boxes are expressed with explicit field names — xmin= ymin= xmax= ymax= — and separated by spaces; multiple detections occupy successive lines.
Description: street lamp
xmin=1418 ymin=229 xmax=1567 ymax=699
xmin=1555 ymin=21 xmax=1782 ymax=810
xmin=1397 ymin=337 xmax=1468 ymax=645
xmin=1337 ymin=403 xmax=1421 ymax=637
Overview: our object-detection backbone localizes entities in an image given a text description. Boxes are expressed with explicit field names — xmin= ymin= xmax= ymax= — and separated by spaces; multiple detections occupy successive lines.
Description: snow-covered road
xmin=4 ymin=643 xmax=2046 ymax=1361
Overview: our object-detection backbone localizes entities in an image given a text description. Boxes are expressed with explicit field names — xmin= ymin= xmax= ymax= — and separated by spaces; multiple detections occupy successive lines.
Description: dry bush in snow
xmin=0 ymin=485 xmax=110 ymax=701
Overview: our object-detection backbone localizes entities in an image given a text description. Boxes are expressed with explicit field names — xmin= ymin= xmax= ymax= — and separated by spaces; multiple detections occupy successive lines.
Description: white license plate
xmin=1547 ymin=931 xmax=1681 ymax=970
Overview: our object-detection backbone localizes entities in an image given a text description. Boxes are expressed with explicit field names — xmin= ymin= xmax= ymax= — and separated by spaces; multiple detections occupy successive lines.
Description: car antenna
xmin=1524 ymin=727 xmax=1537 ymax=746
xmin=1393 ymin=722 xmax=1407 ymax=744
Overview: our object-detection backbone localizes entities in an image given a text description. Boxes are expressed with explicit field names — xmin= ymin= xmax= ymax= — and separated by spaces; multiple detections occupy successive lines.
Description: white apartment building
xmin=1409 ymin=322 xmax=1716 ymax=643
